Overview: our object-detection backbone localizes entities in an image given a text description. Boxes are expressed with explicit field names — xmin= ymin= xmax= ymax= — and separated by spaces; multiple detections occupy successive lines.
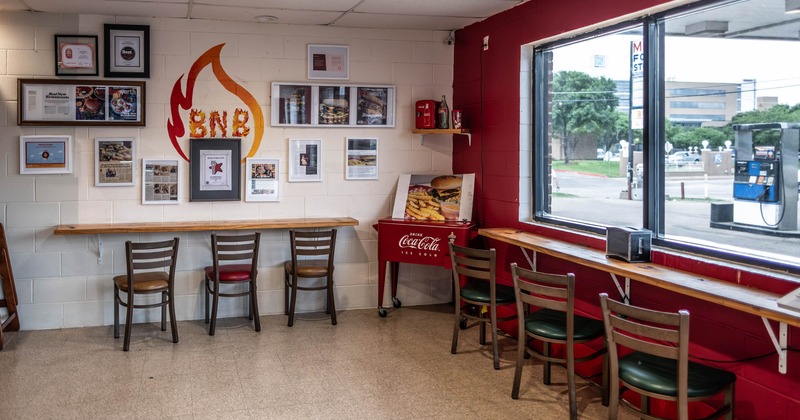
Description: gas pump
xmin=731 ymin=123 xmax=798 ymax=231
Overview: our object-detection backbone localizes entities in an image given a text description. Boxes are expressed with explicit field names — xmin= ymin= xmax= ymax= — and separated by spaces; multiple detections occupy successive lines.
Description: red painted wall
xmin=452 ymin=1 xmax=800 ymax=418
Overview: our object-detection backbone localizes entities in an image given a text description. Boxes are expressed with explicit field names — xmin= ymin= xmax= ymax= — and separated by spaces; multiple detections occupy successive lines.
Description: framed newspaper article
xmin=288 ymin=138 xmax=322 ymax=182
xmin=95 ymin=138 xmax=135 ymax=187
xmin=17 ymin=78 xmax=145 ymax=126
xmin=19 ymin=135 xmax=73 ymax=175
xmin=245 ymin=158 xmax=280 ymax=202
xmin=345 ymin=137 xmax=378 ymax=180
xmin=190 ymin=138 xmax=241 ymax=201
xmin=142 ymin=159 xmax=180 ymax=204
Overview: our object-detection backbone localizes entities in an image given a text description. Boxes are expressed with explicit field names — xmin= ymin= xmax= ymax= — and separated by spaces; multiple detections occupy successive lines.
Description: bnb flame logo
xmin=167 ymin=44 xmax=264 ymax=162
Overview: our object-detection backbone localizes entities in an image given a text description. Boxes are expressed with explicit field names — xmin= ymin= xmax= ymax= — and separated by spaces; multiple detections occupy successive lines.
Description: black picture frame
xmin=190 ymin=138 xmax=241 ymax=202
xmin=104 ymin=24 xmax=149 ymax=78
xmin=55 ymin=35 xmax=98 ymax=76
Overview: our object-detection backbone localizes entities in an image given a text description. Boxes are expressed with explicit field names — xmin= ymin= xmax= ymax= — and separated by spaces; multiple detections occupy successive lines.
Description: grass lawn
xmin=552 ymin=159 xmax=623 ymax=178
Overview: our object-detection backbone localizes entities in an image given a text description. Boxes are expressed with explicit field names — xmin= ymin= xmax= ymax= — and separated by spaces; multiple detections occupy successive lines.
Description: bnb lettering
xmin=398 ymin=233 xmax=441 ymax=251
xmin=189 ymin=108 xmax=251 ymax=138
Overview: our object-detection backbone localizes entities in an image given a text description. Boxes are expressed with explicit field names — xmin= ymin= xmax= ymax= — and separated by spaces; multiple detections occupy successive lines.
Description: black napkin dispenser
xmin=606 ymin=227 xmax=651 ymax=263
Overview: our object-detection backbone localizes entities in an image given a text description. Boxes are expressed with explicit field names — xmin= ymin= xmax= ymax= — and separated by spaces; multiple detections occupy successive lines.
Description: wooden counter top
xmin=479 ymin=227 xmax=800 ymax=328
xmin=54 ymin=217 xmax=359 ymax=235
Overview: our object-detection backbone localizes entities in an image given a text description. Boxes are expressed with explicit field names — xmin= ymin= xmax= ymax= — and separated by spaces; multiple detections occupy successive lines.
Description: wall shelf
xmin=413 ymin=128 xmax=471 ymax=146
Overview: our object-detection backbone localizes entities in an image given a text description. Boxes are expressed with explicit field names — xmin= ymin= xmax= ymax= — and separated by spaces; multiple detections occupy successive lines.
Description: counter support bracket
xmin=97 ymin=235 xmax=103 ymax=265
xmin=762 ymin=317 xmax=788 ymax=374
xmin=610 ymin=274 xmax=630 ymax=304
xmin=518 ymin=246 xmax=536 ymax=271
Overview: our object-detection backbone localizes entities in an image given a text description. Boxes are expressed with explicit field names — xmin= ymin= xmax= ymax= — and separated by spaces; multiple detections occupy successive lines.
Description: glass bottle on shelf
xmin=437 ymin=95 xmax=450 ymax=129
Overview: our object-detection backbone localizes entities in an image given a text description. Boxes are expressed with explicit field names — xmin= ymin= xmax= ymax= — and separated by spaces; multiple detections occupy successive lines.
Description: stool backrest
xmin=211 ymin=233 xmax=260 ymax=271
xmin=290 ymin=229 xmax=336 ymax=264
xmin=448 ymin=243 xmax=496 ymax=298
xmin=511 ymin=263 xmax=574 ymax=336
xmin=126 ymin=238 xmax=180 ymax=274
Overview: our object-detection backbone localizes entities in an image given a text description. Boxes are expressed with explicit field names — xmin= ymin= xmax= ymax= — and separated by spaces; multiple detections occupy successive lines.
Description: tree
xmin=670 ymin=126 xmax=728 ymax=150
xmin=552 ymin=71 xmax=619 ymax=163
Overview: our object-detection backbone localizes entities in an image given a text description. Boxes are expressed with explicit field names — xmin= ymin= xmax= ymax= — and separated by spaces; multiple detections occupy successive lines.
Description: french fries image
xmin=405 ymin=190 xmax=445 ymax=221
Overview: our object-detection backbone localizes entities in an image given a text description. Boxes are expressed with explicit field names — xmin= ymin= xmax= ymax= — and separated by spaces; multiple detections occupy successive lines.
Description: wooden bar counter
xmin=54 ymin=217 xmax=359 ymax=235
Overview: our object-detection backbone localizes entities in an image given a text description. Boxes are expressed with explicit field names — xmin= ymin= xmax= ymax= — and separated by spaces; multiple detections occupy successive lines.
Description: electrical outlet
xmin=483 ymin=35 xmax=489 ymax=51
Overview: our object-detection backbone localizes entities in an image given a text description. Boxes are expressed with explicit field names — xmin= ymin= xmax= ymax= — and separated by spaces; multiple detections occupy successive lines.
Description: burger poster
xmin=392 ymin=174 xmax=475 ymax=222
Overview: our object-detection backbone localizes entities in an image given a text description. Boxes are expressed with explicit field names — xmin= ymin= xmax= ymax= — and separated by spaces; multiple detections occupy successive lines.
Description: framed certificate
xmin=307 ymin=44 xmax=349 ymax=80
xmin=104 ymin=24 xmax=149 ymax=78
xmin=19 ymin=135 xmax=73 ymax=175
xmin=55 ymin=35 xmax=98 ymax=76
xmin=189 ymin=138 xmax=241 ymax=201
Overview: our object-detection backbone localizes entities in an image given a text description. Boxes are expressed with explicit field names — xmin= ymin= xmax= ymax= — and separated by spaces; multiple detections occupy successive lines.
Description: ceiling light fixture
xmin=787 ymin=0 xmax=800 ymax=14
xmin=255 ymin=15 xmax=278 ymax=23
xmin=684 ymin=20 xmax=728 ymax=36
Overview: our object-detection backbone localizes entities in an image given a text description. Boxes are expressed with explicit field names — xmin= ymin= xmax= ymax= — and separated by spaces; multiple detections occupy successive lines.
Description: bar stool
xmin=510 ymin=263 xmax=608 ymax=420
xmin=284 ymin=229 xmax=337 ymax=327
xmin=113 ymin=238 xmax=180 ymax=351
xmin=599 ymin=293 xmax=736 ymax=420
xmin=204 ymin=232 xmax=261 ymax=335
xmin=449 ymin=242 xmax=516 ymax=370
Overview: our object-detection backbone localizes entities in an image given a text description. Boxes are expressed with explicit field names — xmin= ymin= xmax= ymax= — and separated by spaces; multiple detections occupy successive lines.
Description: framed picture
xmin=17 ymin=78 xmax=145 ymax=126
xmin=55 ymin=35 xmax=98 ymax=76
xmin=19 ymin=135 xmax=73 ymax=175
xmin=288 ymin=139 xmax=322 ymax=182
xmin=271 ymin=82 xmax=395 ymax=128
xmin=245 ymin=158 xmax=280 ymax=202
xmin=190 ymin=138 xmax=241 ymax=201
xmin=346 ymin=137 xmax=378 ymax=180
xmin=104 ymin=24 xmax=149 ymax=78
xmin=307 ymin=44 xmax=349 ymax=80
xmin=142 ymin=159 xmax=180 ymax=204
xmin=95 ymin=138 xmax=134 ymax=187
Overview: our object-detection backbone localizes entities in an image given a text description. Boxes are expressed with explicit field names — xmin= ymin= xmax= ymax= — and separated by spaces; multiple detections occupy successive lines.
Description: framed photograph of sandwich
xmin=104 ymin=24 xmax=149 ymax=78
xmin=307 ymin=44 xmax=349 ymax=80
xmin=271 ymin=82 xmax=394 ymax=128
xmin=19 ymin=135 xmax=73 ymax=175
xmin=245 ymin=158 xmax=280 ymax=202
xmin=391 ymin=173 xmax=476 ymax=222
xmin=142 ymin=159 xmax=180 ymax=204
xmin=55 ymin=35 xmax=98 ymax=76
xmin=95 ymin=137 xmax=135 ymax=187
xmin=345 ymin=137 xmax=378 ymax=180
xmin=17 ymin=78 xmax=145 ymax=126
xmin=189 ymin=138 xmax=241 ymax=201
xmin=288 ymin=138 xmax=322 ymax=182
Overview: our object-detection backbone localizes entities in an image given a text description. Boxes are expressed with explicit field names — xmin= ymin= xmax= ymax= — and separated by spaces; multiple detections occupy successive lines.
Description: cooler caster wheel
xmin=459 ymin=317 xmax=467 ymax=330
xmin=378 ymin=307 xmax=388 ymax=317
xmin=392 ymin=297 xmax=402 ymax=308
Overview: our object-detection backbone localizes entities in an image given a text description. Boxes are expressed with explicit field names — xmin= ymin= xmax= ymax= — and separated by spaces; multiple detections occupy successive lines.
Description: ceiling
xmin=0 ymin=0 xmax=528 ymax=31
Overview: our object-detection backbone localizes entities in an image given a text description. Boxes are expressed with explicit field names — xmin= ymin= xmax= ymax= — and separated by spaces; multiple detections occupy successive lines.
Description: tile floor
xmin=0 ymin=304 xmax=634 ymax=419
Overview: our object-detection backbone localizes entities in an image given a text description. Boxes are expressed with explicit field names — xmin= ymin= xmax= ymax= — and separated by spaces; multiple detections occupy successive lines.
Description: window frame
xmin=531 ymin=0 xmax=800 ymax=275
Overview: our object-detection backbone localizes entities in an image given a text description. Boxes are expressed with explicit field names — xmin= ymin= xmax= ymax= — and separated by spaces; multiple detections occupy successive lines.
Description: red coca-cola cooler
xmin=374 ymin=217 xmax=477 ymax=316
xmin=415 ymin=100 xmax=437 ymax=129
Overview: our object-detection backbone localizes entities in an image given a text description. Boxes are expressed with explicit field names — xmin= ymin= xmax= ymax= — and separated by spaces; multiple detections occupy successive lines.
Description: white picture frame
xmin=288 ymin=138 xmax=322 ymax=182
xmin=307 ymin=44 xmax=349 ymax=80
xmin=19 ymin=135 xmax=73 ymax=175
xmin=345 ymin=137 xmax=378 ymax=180
xmin=95 ymin=137 xmax=135 ymax=186
xmin=142 ymin=159 xmax=180 ymax=204
xmin=245 ymin=158 xmax=280 ymax=202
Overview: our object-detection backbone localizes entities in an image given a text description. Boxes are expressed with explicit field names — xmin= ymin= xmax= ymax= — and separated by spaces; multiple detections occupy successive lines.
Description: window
xmin=533 ymin=0 xmax=800 ymax=272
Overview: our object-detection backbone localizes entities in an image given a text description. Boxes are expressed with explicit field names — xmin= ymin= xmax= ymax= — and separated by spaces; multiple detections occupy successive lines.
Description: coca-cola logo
xmin=398 ymin=233 xmax=441 ymax=251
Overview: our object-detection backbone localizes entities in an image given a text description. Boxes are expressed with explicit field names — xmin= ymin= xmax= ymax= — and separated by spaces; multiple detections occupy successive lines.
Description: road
xmin=550 ymin=168 xmax=800 ymax=260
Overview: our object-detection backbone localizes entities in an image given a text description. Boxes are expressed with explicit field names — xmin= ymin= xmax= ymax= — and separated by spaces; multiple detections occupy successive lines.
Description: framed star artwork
xmin=189 ymin=138 xmax=241 ymax=201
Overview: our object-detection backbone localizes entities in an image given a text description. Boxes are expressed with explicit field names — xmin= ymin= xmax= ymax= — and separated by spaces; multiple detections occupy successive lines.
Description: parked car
xmin=667 ymin=151 xmax=701 ymax=166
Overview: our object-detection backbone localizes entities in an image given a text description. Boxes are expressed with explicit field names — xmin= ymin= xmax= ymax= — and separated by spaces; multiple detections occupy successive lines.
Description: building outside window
xmin=532 ymin=0 xmax=800 ymax=271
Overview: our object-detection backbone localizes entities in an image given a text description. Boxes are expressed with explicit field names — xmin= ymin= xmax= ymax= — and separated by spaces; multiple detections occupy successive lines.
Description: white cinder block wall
xmin=0 ymin=12 xmax=457 ymax=330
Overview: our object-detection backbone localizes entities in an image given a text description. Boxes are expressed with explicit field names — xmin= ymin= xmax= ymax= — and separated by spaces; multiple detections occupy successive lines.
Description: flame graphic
xmin=167 ymin=44 xmax=264 ymax=162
